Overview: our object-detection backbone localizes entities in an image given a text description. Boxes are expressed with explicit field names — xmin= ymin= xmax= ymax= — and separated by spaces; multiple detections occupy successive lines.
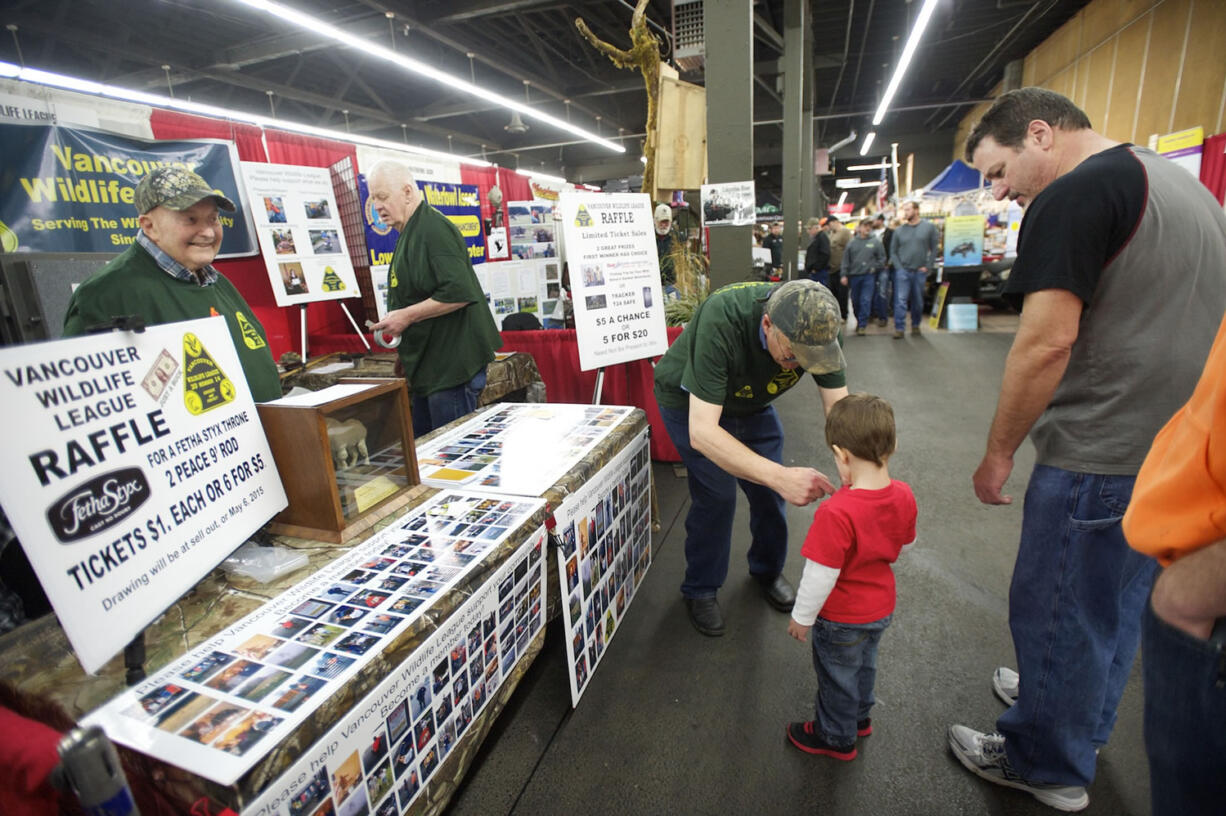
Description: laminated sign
xmin=0 ymin=317 xmax=287 ymax=673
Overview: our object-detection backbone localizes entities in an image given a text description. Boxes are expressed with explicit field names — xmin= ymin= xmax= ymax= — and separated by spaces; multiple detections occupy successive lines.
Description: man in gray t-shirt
xmin=888 ymin=201 xmax=939 ymax=338
xmin=946 ymin=88 xmax=1226 ymax=813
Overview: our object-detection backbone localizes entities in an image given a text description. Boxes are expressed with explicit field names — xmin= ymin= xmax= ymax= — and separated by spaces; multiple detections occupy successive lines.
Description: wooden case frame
xmin=256 ymin=378 xmax=419 ymax=543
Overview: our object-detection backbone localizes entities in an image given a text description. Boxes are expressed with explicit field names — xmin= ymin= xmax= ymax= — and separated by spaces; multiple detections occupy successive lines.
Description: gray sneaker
xmin=947 ymin=725 xmax=1089 ymax=812
xmin=993 ymin=666 xmax=1019 ymax=706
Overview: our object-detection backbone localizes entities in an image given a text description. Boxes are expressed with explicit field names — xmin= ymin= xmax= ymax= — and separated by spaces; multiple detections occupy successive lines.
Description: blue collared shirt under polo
xmin=135 ymin=231 xmax=220 ymax=286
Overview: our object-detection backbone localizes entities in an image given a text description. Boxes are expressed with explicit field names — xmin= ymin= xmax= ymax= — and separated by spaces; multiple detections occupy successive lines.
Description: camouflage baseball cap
xmin=764 ymin=279 xmax=845 ymax=374
xmin=134 ymin=167 xmax=236 ymax=214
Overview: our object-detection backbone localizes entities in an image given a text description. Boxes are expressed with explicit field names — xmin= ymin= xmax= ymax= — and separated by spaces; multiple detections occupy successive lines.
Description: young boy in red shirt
xmin=786 ymin=393 xmax=917 ymax=760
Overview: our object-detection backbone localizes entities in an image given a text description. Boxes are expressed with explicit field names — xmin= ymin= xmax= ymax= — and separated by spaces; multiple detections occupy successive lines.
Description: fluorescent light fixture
xmin=0 ymin=60 xmax=495 ymax=169
xmin=859 ymin=131 xmax=876 ymax=156
xmin=231 ymin=0 xmax=624 ymax=154
xmin=837 ymin=192 xmax=848 ymax=207
xmin=835 ymin=179 xmax=884 ymax=189
xmin=873 ymin=0 xmax=939 ymax=126
xmin=846 ymin=162 xmax=895 ymax=171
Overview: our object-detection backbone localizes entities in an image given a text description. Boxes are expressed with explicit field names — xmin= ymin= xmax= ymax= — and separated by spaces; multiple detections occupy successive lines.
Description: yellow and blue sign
xmin=359 ymin=174 xmax=485 ymax=266
xmin=0 ymin=123 xmax=255 ymax=256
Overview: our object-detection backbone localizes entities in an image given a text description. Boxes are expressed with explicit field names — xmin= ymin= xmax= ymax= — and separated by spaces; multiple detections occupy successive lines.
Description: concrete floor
xmin=444 ymin=318 xmax=1151 ymax=816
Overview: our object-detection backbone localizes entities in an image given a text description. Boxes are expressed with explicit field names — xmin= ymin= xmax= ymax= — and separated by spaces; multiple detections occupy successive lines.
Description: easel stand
xmin=297 ymin=301 xmax=374 ymax=363
xmin=591 ymin=368 xmax=605 ymax=404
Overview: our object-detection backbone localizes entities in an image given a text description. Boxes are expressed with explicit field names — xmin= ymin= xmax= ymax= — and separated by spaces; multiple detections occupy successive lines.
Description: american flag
xmin=876 ymin=165 xmax=889 ymax=212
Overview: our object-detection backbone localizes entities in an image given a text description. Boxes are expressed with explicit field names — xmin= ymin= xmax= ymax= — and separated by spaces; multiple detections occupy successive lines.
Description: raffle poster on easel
xmin=241 ymin=161 xmax=361 ymax=307
xmin=558 ymin=192 xmax=669 ymax=371
xmin=0 ymin=317 xmax=287 ymax=673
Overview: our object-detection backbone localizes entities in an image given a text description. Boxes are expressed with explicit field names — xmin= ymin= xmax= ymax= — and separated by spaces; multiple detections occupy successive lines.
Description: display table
xmin=281 ymin=351 xmax=545 ymax=408
xmin=0 ymin=406 xmax=650 ymax=814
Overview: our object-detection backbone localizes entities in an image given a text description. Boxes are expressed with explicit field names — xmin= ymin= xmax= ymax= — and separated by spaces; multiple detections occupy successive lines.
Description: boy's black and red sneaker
xmin=785 ymin=721 xmax=857 ymax=760
xmin=857 ymin=718 xmax=872 ymax=737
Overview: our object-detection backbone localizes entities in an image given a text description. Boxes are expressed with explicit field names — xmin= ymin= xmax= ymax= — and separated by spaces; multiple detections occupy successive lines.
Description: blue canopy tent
xmin=922 ymin=159 xmax=988 ymax=195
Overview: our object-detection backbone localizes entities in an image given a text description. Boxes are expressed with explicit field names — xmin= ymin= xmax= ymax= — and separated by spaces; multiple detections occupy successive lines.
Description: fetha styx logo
xmin=46 ymin=467 xmax=150 ymax=544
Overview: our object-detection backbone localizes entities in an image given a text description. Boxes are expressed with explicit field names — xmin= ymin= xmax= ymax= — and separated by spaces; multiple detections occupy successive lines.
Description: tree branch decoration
xmin=575 ymin=0 xmax=662 ymax=196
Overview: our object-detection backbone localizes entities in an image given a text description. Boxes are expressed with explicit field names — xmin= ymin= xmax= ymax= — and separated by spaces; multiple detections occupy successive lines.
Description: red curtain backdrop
xmin=498 ymin=328 xmax=684 ymax=461
xmin=1200 ymin=132 xmax=1226 ymax=205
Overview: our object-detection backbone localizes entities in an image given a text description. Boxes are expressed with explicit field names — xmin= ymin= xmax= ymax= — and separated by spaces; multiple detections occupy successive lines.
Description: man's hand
xmin=787 ymin=619 xmax=810 ymax=642
xmin=919 ymin=266 xmax=928 ymax=274
xmin=1150 ymin=568 xmax=1214 ymax=639
xmin=1146 ymin=540 xmax=1226 ymax=641
xmin=840 ymin=276 xmax=849 ymax=286
xmin=370 ymin=307 xmax=412 ymax=338
xmin=774 ymin=466 xmax=836 ymax=506
xmin=973 ymin=451 xmax=1014 ymax=505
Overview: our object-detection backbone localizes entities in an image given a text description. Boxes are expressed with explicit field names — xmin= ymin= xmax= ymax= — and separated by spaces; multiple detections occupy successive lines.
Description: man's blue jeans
xmin=893 ymin=267 xmax=926 ymax=330
xmin=872 ymin=268 xmax=892 ymax=318
xmin=658 ymin=405 xmax=787 ymax=599
xmin=811 ymin=615 xmax=891 ymax=746
xmin=1142 ymin=601 xmax=1226 ymax=815
xmin=849 ymin=275 xmax=875 ymax=329
xmin=998 ymin=465 xmax=1158 ymax=787
xmin=411 ymin=367 xmax=487 ymax=437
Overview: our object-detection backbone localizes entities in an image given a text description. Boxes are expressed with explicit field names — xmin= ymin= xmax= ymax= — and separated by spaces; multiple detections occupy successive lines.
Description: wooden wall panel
xmin=1072 ymin=55 xmax=1091 ymax=110
xmin=1135 ymin=0 xmax=1189 ymax=143
xmin=1174 ymin=0 xmax=1226 ymax=132
xmin=1105 ymin=17 xmax=1150 ymax=143
xmin=1082 ymin=0 xmax=1157 ymax=49
xmin=1047 ymin=68 xmax=1074 ymax=100
xmin=1083 ymin=40 xmax=1117 ymax=132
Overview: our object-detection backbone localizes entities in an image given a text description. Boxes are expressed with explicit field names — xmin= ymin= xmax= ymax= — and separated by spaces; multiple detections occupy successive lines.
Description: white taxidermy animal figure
xmin=326 ymin=418 xmax=369 ymax=469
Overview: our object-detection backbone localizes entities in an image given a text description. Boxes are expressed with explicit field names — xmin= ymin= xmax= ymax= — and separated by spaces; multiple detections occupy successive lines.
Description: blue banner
xmin=359 ymin=175 xmax=485 ymax=266
xmin=0 ymin=123 xmax=256 ymax=256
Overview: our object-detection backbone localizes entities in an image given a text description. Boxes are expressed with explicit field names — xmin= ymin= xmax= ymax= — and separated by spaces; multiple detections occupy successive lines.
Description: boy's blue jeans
xmin=658 ymin=404 xmax=787 ymax=599
xmin=811 ymin=615 xmax=892 ymax=746
xmin=998 ymin=464 xmax=1158 ymax=787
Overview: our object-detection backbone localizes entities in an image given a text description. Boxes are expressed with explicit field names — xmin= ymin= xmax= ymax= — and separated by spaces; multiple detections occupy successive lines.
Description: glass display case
xmin=255 ymin=378 xmax=419 ymax=542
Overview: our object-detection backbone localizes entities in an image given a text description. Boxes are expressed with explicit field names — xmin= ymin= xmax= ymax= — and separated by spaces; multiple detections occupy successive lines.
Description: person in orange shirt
xmin=1122 ymin=312 xmax=1226 ymax=816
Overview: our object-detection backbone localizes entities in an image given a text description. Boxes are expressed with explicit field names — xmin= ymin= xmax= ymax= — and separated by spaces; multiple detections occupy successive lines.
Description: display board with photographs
xmin=85 ymin=490 xmax=544 ymax=785
xmin=415 ymin=404 xmax=635 ymax=495
xmin=244 ymin=526 xmax=547 ymax=816
xmin=473 ymin=258 xmax=560 ymax=328
xmin=554 ymin=431 xmax=652 ymax=705
xmin=241 ymin=161 xmax=361 ymax=307
xmin=506 ymin=201 xmax=558 ymax=260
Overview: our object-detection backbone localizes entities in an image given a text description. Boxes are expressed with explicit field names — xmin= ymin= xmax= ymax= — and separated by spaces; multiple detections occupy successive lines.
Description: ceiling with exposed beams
xmin=1 ymin=0 xmax=1092 ymax=208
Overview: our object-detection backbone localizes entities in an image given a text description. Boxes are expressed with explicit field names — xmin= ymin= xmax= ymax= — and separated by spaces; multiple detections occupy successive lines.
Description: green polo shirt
xmin=653 ymin=281 xmax=846 ymax=417
xmin=386 ymin=203 xmax=502 ymax=395
xmin=62 ymin=243 xmax=282 ymax=402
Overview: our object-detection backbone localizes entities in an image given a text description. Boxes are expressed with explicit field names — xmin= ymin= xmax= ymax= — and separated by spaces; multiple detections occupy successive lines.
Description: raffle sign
xmin=0 ymin=317 xmax=287 ymax=673
xmin=0 ymin=123 xmax=256 ymax=256
xmin=241 ymin=162 xmax=361 ymax=307
xmin=553 ymin=430 xmax=651 ymax=705
xmin=85 ymin=490 xmax=544 ymax=785
xmin=243 ymin=526 xmax=547 ymax=816
xmin=558 ymin=192 xmax=668 ymax=371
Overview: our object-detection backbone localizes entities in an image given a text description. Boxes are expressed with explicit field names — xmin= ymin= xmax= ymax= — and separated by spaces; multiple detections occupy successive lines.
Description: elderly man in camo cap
xmin=63 ymin=166 xmax=281 ymax=402
xmin=654 ymin=279 xmax=849 ymax=636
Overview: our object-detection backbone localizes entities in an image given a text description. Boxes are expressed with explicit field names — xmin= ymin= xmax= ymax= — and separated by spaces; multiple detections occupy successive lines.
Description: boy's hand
xmin=787 ymin=619 xmax=810 ymax=642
